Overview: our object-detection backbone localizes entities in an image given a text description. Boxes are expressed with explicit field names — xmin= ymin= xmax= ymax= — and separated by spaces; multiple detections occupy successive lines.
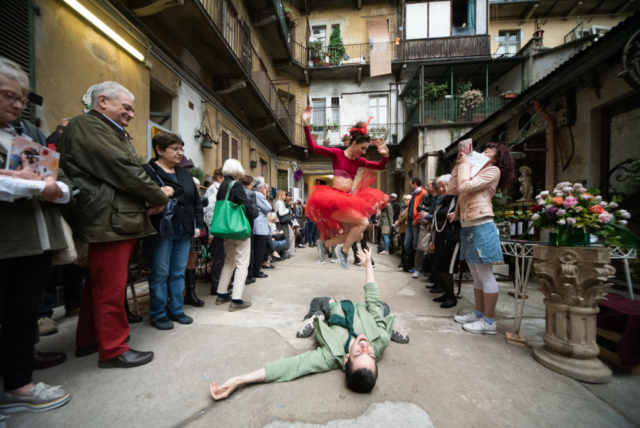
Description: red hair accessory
xmin=349 ymin=117 xmax=373 ymax=137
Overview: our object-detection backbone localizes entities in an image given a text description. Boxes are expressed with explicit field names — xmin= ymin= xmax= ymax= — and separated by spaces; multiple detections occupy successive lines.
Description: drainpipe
xmin=533 ymin=101 xmax=555 ymax=187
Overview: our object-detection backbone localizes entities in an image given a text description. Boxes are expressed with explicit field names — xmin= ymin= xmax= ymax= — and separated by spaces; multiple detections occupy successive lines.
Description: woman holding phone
xmin=447 ymin=142 xmax=515 ymax=334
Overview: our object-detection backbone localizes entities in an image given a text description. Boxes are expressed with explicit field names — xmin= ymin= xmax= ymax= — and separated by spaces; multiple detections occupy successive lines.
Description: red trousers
xmin=76 ymin=239 xmax=136 ymax=361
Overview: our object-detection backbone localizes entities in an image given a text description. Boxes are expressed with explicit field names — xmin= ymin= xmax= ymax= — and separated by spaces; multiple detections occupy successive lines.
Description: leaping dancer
xmin=302 ymin=105 xmax=390 ymax=269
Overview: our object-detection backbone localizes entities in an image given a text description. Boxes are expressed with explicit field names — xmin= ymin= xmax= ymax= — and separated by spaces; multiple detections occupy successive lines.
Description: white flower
xmin=554 ymin=191 xmax=565 ymax=197
xmin=563 ymin=186 xmax=573 ymax=192
xmin=573 ymin=183 xmax=582 ymax=189
xmin=578 ymin=187 xmax=587 ymax=193
xmin=535 ymin=194 xmax=542 ymax=200
xmin=595 ymin=196 xmax=602 ymax=200
xmin=608 ymin=202 xmax=618 ymax=209
xmin=580 ymin=194 xmax=591 ymax=200
xmin=619 ymin=220 xmax=628 ymax=226
xmin=600 ymin=201 xmax=608 ymax=207
xmin=567 ymin=217 xmax=576 ymax=225
xmin=558 ymin=209 xmax=566 ymax=216
xmin=555 ymin=183 xmax=563 ymax=189
xmin=531 ymin=214 xmax=540 ymax=220
xmin=557 ymin=220 xmax=566 ymax=225
xmin=621 ymin=212 xmax=631 ymax=219
xmin=540 ymin=191 xmax=549 ymax=197
xmin=546 ymin=204 xmax=554 ymax=210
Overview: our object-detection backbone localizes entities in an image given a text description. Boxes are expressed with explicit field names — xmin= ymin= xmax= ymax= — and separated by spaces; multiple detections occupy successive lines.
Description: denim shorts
xmin=460 ymin=222 xmax=503 ymax=264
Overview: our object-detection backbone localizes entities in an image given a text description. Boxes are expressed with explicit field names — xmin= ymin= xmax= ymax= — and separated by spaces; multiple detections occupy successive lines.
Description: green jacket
xmin=380 ymin=203 xmax=394 ymax=227
xmin=59 ymin=110 xmax=168 ymax=243
xmin=264 ymin=282 xmax=394 ymax=383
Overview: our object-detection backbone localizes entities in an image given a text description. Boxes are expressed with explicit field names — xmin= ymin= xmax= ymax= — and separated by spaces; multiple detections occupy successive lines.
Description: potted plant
xmin=327 ymin=26 xmax=346 ymax=65
xmin=308 ymin=40 xmax=324 ymax=66
xmin=391 ymin=133 xmax=398 ymax=144
xmin=323 ymin=52 xmax=331 ymax=65
xmin=423 ymin=82 xmax=449 ymax=124
xmin=322 ymin=139 xmax=331 ymax=147
xmin=460 ymin=89 xmax=484 ymax=122
xmin=341 ymin=133 xmax=350 ymax=144
xmin=327 ymin=122 xmax=338 ymax=131
xmin=502 ymin=91 xmax=517 ymax=100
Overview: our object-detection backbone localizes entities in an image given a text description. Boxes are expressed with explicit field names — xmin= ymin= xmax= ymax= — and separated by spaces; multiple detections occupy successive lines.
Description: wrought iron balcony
xmin=402 ymin=35 xmax=491 ymax=61
xmin=307 ymin=123 xmax=402 ymax=147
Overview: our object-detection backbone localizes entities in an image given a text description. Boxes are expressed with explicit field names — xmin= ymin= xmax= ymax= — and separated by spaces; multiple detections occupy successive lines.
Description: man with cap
xmin=390 ymin=193 xmax=400 ymax=222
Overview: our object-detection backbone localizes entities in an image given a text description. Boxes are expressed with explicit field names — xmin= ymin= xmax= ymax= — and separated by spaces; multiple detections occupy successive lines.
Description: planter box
xmin=322 ymin=140 xmax=331 ymax=147
xmin=424 ymin=116 xmax=434 ymax=124
xmin=456 ymin=116 xmax=466 ymax=123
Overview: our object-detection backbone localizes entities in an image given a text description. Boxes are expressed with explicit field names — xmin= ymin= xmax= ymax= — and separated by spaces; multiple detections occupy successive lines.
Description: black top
xmin=218 ymin=176 xmax=257 ymax=229
xmin=433 ymin=195 xmax=461 ymax=242
xmin=392 ymin=201 xmax=401 ymax=222
xmin=143 ymin=159 xmax=205 ymax=237
xmin=418 ymin=193 xmax=433 ymax=213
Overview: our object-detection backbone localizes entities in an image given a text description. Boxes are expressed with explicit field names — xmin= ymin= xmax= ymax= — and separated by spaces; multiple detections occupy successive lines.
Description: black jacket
xmin=433 ymin=195 xmax=461 ymax=243
xmin=143 ymin=159 xmax=205 ymax=236
xmin=418 ymin=193 xmax=433 ymax=213
xmin=217 ymin=176 xmax=257 ymax=229
xmin=392 ymin=201 xmax=401 ymax=222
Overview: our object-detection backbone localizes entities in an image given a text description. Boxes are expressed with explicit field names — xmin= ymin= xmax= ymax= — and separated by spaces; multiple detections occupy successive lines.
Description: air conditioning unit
xmin=395 ymin=157 xmax=404 ymax=171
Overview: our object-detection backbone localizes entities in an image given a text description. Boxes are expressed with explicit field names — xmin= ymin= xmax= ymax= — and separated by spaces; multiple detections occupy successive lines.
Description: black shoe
xmin=433 ymin=294 xmax=448 ymax=302
xmin=397 ymin=262 xmax=404 ymax=268
xmin=256 ymin=273 xmax=268 ymax=278
xmin=425 ymin=283 xmax=438 ymax=289
xmin=184 ymin=269 xmax=205 ymax=307
xmin=34 ymin=351 xmax=67 ymax=370
xmin=168 ymin=312 xmax=193 ymax=324
xmin=245 ymin=278 xmax=256 ymax=285
xmin=98 ymin=349 xmax=154 ymax=369
xmin=429 ymin=287 xmax=445 ymax=294
xmin=262 ymin=264 xmax=275 ymax=269
xmin=440 ymin=299 xmax=458 ymax=309
xmin=127 ymin=313 xmax=143 ymax=323
xmin=272 ymin=256 xmax=284 ymax=262
xmin=151 ymin=316 xmax=174 ymax=330
xmin=76 ymin=335 xmax=130 ymax=358
xmin=210 ymin=287 xmax=218 ymax=296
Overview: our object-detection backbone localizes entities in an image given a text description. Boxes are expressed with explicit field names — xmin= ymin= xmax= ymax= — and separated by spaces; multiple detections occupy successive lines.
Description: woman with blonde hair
xmin=274 ymin=190 xmax=292 ymax=255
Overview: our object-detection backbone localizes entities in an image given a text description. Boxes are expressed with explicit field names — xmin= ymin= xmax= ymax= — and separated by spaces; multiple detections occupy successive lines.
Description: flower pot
xmin=549 ymin=226 xmax=590 ymax=247
xmin=456 ymin=116 xmax=466 ymax=123
xmin=370 ymin=138 xmax=385 ymax=145
xmin=532 ymin=246 xmax=615 ymax=383
xmin=472 ymin=113 xmax=485 ymax=122
xmin=322 ymin=140 xmax=331 ymax=147
xmin=424 ymin=116 xmax=434 ymax=124
xmin=503 ymin=93 xmax=517 ymax=99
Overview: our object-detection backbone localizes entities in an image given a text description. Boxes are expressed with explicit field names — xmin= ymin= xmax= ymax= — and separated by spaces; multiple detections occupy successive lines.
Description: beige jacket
xmin=448 ymin=162 xmax=500 ymax=223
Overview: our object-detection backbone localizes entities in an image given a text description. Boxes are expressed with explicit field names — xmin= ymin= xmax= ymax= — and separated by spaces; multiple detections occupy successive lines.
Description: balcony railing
xmin=404 ymin=96 xmax=507 ymax=134
xmin=403 ymin=35 xmax=490 ymax=61
xmin=290 ymin=39 xmax=308 ymax=67
xmin=309 ymin=42 xmax=399 ymax=67
xmin=308 ymin=123 xmax=402 ymax=147
xmin=199 ymin=0 xmax=294 ymax=138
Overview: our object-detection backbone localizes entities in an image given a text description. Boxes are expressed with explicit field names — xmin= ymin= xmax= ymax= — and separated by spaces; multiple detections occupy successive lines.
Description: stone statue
xmin=517 ymin=166 xmax=533 ymax=201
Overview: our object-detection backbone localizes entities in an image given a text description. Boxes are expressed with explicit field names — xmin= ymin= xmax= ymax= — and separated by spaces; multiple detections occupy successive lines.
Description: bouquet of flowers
xmin=530 ymin=182 xmax=636 ymax=248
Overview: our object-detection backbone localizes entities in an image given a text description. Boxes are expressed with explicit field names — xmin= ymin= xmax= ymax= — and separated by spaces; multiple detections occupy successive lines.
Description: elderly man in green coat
xmin=209 ymin=249 xmax=409 ymax=399
xmin=59 ymin=81 xmax=170 ymax=369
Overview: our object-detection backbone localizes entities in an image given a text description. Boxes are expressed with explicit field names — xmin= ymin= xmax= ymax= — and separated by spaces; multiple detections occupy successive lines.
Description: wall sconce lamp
xmin=62 ymin=0 xmax=145 ymax=62
xmin=195 ymin=125 xmax=215 ymax=149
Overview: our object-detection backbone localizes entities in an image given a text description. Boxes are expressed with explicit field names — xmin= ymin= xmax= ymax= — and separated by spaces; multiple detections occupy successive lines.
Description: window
xmin=312 ymin=98 xmax=326 ymax=129
xmin=312 ymin=25 xmax=326 ymax=46
xmin=260 ymin=159 xmax=267 ymax=177
xmin=369 ymin=96 xmax=388 ymax=125
xmin=496 ymin=31 xmax=519 ymax=56
xmin=452 ymin=0 xmax=475 ymax=36
xmin=220 ymin=131 xmax=239 ymax=164
xmin=331 ymin=97 xmax=340 ymax=126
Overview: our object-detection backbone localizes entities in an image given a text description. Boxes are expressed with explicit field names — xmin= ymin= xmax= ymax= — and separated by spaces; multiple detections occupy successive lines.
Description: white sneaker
xmin=462 ymin=318 xmax=497 ymax=335
xmin=378 ymin=250 xmax=388 ymax=255
xmin=411 ymin=271 xmax=420 ymax=279
xmin=356 ymin=261 xmax=363 ymax=266
xmin=454 ymin=312 xmax=481 ymax=324
xmin=0 ymin=383 xmax=71 ymax=413
xmin=331 ymin=258 xmax=339 ymax=264
xmin=315 ymin=259 xmax=326 ymax=265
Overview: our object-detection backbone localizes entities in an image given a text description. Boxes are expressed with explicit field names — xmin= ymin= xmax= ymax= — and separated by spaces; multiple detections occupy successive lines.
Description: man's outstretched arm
xmin=357 ymin=249 xmax=386 ymax=327
xmin=209 ymin=368 xmax=266 ymax=400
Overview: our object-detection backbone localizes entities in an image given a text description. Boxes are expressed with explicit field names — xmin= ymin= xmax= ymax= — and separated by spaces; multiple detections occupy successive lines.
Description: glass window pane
xmin=497 ymin=45 xmax=505 ymax=55
xmin=370 ymin=98 xmax=377 ymax=107
xmin=379 ymin=97 xmax=387 ymax=107
xmin=498 ymin=35 xmax=505 ymax=42
xmin=507 ymin=45 xmax=516 ymax=55
xmin=509 ymin=34 xmax=517 ymax=42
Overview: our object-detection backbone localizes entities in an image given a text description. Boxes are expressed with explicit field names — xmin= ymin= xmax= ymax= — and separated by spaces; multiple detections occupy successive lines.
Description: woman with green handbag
xmin=210 ymin=159 xmax=257 ymax=312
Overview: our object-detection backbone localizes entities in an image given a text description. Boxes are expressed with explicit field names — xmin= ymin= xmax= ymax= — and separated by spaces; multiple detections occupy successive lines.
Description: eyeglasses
xmin=166 ymin=146 xmax=184 ymax=153
xmin=0 ymin=90 xmax=29 ymax=106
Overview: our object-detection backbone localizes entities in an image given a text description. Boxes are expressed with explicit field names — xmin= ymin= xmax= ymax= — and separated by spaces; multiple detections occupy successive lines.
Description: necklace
xmin=434 ymin=198 xmax=456 ymax=233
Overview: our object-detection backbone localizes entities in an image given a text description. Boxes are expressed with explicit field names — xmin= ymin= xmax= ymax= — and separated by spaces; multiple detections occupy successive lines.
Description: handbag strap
xmin=224 ymin=180 xmax=236 ymax=201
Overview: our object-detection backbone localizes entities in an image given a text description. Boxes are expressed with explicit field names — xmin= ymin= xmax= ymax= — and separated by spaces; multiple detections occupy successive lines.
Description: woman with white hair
xmin=429 ymin=174 xmax=461 ymax=309
xmin=213 ymin=159 xmax=257 ymax=311
xmin=0 ymin=57 xmax=71 ymax=412
xmin=252 ymin=176 xmax=273 ymax=278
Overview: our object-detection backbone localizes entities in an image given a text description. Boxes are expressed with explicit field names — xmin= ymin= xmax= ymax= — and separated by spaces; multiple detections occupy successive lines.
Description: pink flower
xmin=575 ymin=206 xmax=583 ymax=212
xmin=567 ymin=218 xmax=576 ymax=225
xmin=598 ymin=212 xmax=613 ymax=224
xmin=563 ymin=197 xmax=578 ymax=209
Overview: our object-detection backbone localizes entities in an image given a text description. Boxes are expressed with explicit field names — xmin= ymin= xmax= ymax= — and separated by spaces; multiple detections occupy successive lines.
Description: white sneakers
xmin=462 ymin=318 xmax=497 ymax=335
xmin=454 ymin=312 xmax=481 ymax=324
xmin=454 ymin=312 xmax=497 ymax=334
xmin=411 ymin=271 xmax=420 ymax=279
xmin=378 ymin=250 xmax=389 ymax=255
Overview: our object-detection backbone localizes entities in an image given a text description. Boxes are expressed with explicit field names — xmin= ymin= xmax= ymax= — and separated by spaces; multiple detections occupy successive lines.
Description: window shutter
xmin=221 ymin=131 xmax=230 ymax=163
xmin=231 ymin=137 xmax=239 ymax=159
xmin=0 ymin=0 xmax=33 ymax=122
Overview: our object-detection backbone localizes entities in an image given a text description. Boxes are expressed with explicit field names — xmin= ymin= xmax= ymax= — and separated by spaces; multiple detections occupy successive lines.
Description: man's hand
xmin=161 ymin=186 xmax=174 ymax=197
xmin=148 ymin=205 xmax=166 ymax=215
xmin=302 ymin=105 xmax=312 ymax=127
xmin=37 ymin=177 xmax=64 ymax=202
xmin=0 ymin=168 xmax=43 ymax=181
xmin=194 ymin=228 xmax=201 ymax=238
xmin=356 ymin=248 xmax=372 ymax=267
xmin=209 ymin=379 xmax=239 ymax=401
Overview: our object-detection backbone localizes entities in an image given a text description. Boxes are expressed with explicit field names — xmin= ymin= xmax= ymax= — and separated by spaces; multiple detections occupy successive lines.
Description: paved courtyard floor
xmin=6 ymin=247 xmax=640 ymax=428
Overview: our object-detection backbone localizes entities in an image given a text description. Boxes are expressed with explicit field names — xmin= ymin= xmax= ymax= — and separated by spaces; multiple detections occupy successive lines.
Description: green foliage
xmin=491 ymin=190 xmax=513 ymax=223
xmin=191 ymin=166 xmax=205 ymax=182
xmin=137 ymin=155 xmax=147 ymax=165
xmin=449 ymin=127 xmax=464 ymax=144
xmin=423 ymin=81 xmax=449 ymax=101
xmin=308 ymin=40 xmax=324 ymax=59
xmin=327 ymin=26 xmax=346 ymax=64
xmin=455 ymin=79 xmax=473 ymax=95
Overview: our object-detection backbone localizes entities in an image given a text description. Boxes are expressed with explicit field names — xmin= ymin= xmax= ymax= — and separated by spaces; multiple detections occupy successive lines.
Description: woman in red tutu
xmin=302 ymin=105 xmax=390 ymax=269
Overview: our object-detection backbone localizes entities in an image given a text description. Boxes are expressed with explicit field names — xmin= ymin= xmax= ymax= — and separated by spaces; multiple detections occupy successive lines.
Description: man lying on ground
xmin=209 ymin=249 xmax=409 ymax=399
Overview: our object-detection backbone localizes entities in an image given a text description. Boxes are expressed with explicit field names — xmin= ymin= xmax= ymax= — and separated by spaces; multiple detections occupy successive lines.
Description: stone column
xmin=532 ymin=246 xmax=615 ymax=384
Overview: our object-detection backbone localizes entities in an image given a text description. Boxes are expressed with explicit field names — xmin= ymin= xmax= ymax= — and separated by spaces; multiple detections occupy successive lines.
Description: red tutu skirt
xmin=306 ymin=171 xmax=389 ymax=241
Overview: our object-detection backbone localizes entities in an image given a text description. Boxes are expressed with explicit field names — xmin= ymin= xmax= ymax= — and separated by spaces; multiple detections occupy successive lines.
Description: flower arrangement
xmin=460 ymin=89 xmax=484 ymax=112
xmin=293 ymin=168 xmax=303 ymax=181
xmin=530 ymin=182 xmax=635 ymax=247
xmin=341 ymin=133 xmax=350 ymax=143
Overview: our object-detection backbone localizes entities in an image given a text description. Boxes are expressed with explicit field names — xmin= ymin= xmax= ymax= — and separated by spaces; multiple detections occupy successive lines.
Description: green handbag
xmin=209 ymin=180 xmax=252 ymax=240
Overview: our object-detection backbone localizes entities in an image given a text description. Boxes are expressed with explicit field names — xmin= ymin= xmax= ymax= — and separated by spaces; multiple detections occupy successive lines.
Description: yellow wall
xmin=34 ymin=0 xmax=150 ymax=155
xmin=489 ymin=16 xmax=629 ymax=54
xmin=307 ymin=3 xmax=398 ymax=45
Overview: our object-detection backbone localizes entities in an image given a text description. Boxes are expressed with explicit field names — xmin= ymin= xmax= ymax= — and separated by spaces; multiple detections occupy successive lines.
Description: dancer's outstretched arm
xmin=302 ymin=106 xmax=336 ymax=158
xmin=209 ymin=368 xmax=266 ymax=400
